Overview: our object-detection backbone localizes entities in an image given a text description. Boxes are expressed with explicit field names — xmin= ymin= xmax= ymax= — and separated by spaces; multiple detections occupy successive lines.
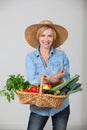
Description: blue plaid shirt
xmin=25 ymin=47 xmax=70 ymax=116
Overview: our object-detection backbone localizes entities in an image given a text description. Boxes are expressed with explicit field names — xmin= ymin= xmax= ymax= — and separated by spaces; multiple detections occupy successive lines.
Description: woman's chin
xmin=43 ymin=45 xmax=50 ymax=49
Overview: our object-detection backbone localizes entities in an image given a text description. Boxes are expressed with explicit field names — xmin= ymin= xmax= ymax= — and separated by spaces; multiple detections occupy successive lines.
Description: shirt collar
xmin=50 ymin=47 xmax=54 ymax=55
xmin=35 ymin=47 xmax=54 ymax=57
xmin=34 ymin=48 xmax=40 ymax=57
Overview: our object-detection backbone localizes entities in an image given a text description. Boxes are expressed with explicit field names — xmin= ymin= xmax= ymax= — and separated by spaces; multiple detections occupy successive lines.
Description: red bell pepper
xmin=29 ymin=85 xmax=39 ymax=93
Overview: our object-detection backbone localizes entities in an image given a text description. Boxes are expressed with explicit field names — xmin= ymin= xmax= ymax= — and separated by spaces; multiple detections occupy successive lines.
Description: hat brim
xmin=25 ymin=24 xmax=68 ymax=48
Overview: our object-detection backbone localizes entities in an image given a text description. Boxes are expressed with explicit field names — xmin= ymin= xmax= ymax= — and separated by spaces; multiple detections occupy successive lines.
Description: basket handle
xmin=39 ymin=75 xmax=44 ymax=96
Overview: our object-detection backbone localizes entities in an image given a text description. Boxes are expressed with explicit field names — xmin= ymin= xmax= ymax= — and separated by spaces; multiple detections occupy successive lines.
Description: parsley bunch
xmin=0 ymin=74 xmax=31 ymax=102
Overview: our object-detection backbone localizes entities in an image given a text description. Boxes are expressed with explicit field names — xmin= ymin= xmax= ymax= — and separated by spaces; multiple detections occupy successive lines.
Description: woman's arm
xmin=63 ymin=52 xmax=70 ymax=81
xmin=25 ymin=54 xmax=40 ymax=85
xmin=43 ymin=70 xmax=65 ymax=85
xmin=43 ymin=52 xmax=70 ymax=85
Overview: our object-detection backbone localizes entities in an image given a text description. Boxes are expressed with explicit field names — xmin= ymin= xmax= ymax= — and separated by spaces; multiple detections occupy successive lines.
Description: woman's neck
xmin=39 ymin=47 xmax=50 ymax=65
xmin=40 ymin=47 xmax=50 ymax=56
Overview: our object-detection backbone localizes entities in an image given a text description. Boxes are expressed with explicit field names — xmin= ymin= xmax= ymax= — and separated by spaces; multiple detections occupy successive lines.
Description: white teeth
xmin=44 ymin=43 xmax=48 ymax=45
xmin=44 ymin=43 xmax=49 ymax=45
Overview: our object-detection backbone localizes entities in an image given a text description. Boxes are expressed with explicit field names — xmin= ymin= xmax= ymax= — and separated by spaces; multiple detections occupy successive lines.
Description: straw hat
xmin=25 ymin=20 xmax=68 ymax=48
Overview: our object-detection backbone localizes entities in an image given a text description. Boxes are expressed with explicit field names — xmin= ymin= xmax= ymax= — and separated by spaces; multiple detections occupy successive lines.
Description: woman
xmin=25 ymin=20 xmax=70 ymax=130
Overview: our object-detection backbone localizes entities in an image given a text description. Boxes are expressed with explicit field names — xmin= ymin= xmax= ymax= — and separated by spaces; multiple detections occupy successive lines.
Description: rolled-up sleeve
xmin=25 ymin=54 xmax=40 ymax=85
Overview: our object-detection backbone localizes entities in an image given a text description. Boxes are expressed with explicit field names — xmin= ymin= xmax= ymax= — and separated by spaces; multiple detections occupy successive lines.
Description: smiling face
xmin=36 ymin=26 xmax=56 ymax=49
xmin=39 ymin=28 xmax=53 ymax=49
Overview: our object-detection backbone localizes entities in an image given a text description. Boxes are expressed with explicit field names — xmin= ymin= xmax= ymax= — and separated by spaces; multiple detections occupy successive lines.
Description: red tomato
xmin=36 ymin=89 xmax=39 ymax=93
xmin=23 ymin=88 xmax=29 ymax=92
xmin=29 ymin=85 xmax=39 ymax=93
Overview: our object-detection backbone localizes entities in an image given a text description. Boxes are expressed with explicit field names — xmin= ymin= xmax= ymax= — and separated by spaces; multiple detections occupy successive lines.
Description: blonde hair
xmin=36 ymin=26 xmax=57 ymax=42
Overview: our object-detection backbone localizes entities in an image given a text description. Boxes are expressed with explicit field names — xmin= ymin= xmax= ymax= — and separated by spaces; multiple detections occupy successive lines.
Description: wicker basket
xmin=16 ymin=76 xmax=69 ymax=108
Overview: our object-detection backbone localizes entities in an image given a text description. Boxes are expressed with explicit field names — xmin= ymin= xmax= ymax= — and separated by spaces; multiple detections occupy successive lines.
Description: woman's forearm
xmin=43 ymin=75 xmax=64 ymax=86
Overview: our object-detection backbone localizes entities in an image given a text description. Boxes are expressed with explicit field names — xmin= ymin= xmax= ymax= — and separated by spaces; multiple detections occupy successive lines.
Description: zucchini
xmin=42 ymin=89 xmax=61 ymax=95
xmin=42 ymin=89 xmax=54 ymax=95
xmin=60 ymin=83 xmax=82 ymax=95
xmin=67 ymin=87 xmax=82 ymax=94
xmin=70 ymin=83 xmax=81 ymax=91
xmin=60 ymin=87 xmax=69 ymax=95
xmin=51 ymin=74 xmax=80 ymax=92
xmin=67 ymin=76 xmax=80 ymax=89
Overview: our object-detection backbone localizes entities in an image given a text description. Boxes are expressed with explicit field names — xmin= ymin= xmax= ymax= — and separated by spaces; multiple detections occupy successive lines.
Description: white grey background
xmin=0 ymin=0 xmax=87 ymax=130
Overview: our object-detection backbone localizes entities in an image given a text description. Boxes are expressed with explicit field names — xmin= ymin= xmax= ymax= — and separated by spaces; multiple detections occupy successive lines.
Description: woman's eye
xmin=41 ymin=34 xmax=45 ymax=37
xmin=48 ymin=35 xmax=53 ymax=37
xmin=40 ymin=35 xmax=53 ymax=37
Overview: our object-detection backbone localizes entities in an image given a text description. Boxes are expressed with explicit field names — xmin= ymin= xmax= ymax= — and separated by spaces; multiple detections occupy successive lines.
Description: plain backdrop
xmin=0 ymin=0 xmax=87 ymax=130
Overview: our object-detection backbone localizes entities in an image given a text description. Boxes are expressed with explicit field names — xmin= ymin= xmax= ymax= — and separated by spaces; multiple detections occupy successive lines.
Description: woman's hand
xmin=43 ymin=75 xmax=53 ymax=83
xmin=43 ymin=69 xmax=65 ymax=85
xmin=54 ymin=69 xmax=65 ymax=79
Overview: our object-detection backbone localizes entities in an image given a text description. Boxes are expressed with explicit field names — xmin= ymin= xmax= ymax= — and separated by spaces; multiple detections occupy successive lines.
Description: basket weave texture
xmin=16 ymin=76 xmax=69 ymax=108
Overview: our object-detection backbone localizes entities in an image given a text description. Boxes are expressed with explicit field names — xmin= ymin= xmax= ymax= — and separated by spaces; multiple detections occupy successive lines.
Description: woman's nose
xmin=44 ymin=36 xmax=48 ymax=41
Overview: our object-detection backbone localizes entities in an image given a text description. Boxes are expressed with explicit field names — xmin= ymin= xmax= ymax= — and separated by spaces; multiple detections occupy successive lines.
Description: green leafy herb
xmin=0 ymin=74 xmax=31 ymax=102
